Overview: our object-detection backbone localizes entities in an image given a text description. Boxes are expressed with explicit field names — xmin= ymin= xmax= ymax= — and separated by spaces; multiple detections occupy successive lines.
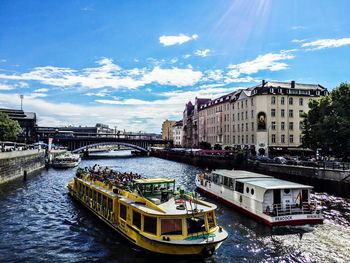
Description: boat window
xmin=235 ymin=182 xmax=244 ymax=193
xmin=223 ymin=176 xmax=229 ymax=186
xmin=284 ymin=189 xmax=290 ymax=194
xmin=132 ymin=210 xmax=141 ymax=229
xmin=161 ymin=218 xmax=182 ymax=235
xmin=120 ymin=203 xmax=127 ymax=221
xmin=207 ymin=211 xmax=216 ymax=229
xmin=246 ymin=187 xmax=249 ymax=193
xmin=229 ymin=178 xmax=234 ymax=188
xmin=143 ymin=216 xmax=157 ymax=235
xmin=251 ymin=188 xmax=254 ymax=195
xmin=187 ymin=216 xmax=206 ymax=234
xmin=108 ymin=198 xmax=113 ymax=211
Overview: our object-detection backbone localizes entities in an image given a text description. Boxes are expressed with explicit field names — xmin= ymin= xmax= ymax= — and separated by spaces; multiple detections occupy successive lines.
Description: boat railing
xmin=266 ymin=201 xmax=318 ymax=216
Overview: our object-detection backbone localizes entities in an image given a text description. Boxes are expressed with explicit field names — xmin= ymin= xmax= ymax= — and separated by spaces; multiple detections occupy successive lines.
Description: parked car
xmin=257 ymin=155 xmax=272 ymax=163
xmin=273 ymin=156 xmax=287 ymax=164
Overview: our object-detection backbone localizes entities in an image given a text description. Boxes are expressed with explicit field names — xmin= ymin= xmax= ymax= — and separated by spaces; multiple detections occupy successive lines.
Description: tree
xmin=0 ymin=112 xmax=22 ymax=141
xmin=199 ymin=141 xmax=211 ymax=149
xmin=302 ymin=83 xmax=350 ymax=160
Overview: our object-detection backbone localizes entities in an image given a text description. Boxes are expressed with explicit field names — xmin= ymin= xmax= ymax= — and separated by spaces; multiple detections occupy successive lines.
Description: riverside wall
xmin=0 ymin=149 xmax=46 ymax=184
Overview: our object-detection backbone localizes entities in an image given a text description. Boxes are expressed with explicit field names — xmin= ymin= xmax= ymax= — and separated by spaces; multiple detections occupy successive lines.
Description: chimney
xmin=291 ymin=80 xmax=295 ymax=89
xmin=262 ymin=79 xmax=266 ymax=87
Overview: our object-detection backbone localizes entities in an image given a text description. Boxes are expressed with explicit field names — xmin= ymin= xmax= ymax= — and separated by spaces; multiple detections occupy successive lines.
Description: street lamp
xmin=20 ymin=94 xmax=24 ymax=110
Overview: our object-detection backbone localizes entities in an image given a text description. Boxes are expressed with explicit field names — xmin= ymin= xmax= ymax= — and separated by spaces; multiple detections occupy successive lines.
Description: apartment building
xmin=172 ymin=120 xmax=183 ymax=147
xmin=198 ymin=80 xmax=328 ymax=155
xmin=161 ymin=119 xmax=176 ymax=140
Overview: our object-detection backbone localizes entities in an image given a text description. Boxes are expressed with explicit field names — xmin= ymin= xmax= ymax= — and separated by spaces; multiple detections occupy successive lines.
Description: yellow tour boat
xmin=67 ymin=166 xmax=228 ymax=256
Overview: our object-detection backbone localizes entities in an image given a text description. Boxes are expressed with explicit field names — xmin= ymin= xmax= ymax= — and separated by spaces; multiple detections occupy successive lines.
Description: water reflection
xmin=0 ymin=152 xmax=349 ymax=262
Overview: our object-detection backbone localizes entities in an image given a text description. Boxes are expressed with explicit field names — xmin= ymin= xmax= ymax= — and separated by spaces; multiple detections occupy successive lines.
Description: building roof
xmin=0 ymin=108 xmax=36 ymax=120
xmin=259 ymin=81 xmax=326 ymax=91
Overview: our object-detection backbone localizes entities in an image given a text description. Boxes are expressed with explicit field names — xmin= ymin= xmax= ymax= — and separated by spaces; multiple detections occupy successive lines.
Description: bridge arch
xmin=71 ymin=141 xmax=148 ymax=153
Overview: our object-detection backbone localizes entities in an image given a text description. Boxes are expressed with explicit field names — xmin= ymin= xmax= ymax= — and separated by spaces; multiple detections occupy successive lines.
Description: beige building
xmin=161 ymin=120 xmax=176 ymax=140
xmin=198 ymin=80 xmax=328 ymax=155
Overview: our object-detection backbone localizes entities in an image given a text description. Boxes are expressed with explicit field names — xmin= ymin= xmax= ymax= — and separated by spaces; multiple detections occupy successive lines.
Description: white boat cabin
xmin=203 ymin=170 xmax=313 ymax=216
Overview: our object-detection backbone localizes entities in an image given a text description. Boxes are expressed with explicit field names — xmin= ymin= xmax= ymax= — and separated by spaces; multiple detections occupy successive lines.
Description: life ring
xmin=265 ymin=206 xmax=270 ymax=214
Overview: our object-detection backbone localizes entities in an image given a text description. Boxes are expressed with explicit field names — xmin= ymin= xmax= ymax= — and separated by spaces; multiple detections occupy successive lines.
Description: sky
xmin=0 ymin=0 xmax=349 ymax=133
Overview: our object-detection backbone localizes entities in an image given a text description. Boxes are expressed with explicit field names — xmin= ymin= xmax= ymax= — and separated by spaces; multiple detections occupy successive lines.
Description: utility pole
xmin=20 ymin=94 xmax=24 ymax=110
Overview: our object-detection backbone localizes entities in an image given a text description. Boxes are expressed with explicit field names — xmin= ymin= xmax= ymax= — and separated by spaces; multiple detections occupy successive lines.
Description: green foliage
xmin=0 ymin=112 xmax=22 ymax=141
xmin=302 ymin=83 xmax=350 ymax=160
xmin=213 ymin=144 xmax=222 ymax=150
xmin=199 ymin=141 xmax=211 ymax=149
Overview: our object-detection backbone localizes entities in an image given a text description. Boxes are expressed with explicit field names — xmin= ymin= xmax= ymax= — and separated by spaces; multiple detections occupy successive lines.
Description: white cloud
xmin=292 ymin=39 xmax=307 ymax=43
xmin=227 ymin=51 xmax=295 ymax=77
xmin=34 ymin=88 xmax=48 ymax=93
xmin=291 ymin=25 xmax=306 ymax=30
xmin=0 ymin=59 xmax=7 ymax=63
xmin=0 ymin=58 xmax=203 ymax=90
xmin=183 ymin=54 xmax=191 ymax=59
xmin=194 ymin=49 xmax=211 ymax=57
xmin=85 ymin=89 xmax=109 ymax=97
xmin=159 ymin=34 xmax=198 ymax=46
xmin=0 ymin=83 xmax=14 ymax=90
xmin=301 ymin=38 xmax=350 ymax=51
xmin=142 ymin=66 xmax=203 ymax=87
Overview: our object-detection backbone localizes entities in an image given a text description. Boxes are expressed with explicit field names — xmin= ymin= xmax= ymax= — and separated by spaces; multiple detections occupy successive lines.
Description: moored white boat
xmin=52 ymin=153 xmax=81 ymax=168
xmin=195 ymin=169 xmax=323 ymax=226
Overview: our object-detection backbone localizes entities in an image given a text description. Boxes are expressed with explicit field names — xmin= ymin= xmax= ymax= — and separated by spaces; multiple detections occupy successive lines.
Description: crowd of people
xmin=76 ymin=164 xmax=142 ymax=187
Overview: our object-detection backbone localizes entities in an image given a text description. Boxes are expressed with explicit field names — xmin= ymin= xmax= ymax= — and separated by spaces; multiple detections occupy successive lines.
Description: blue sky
xmin=0 ymin=0 xmax=349 ymax=133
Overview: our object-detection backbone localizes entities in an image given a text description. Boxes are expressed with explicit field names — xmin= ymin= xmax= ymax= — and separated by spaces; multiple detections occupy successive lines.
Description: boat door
xmin=273 ymin=189 xmax=281 ymax=205
xmin=301 ymin=189 xmax=309 ymax=203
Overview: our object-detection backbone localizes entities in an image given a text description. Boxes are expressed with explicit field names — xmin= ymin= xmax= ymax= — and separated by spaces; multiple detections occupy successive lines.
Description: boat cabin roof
xmin=211 ymin=169 xmax=312 ymax=190
xmin=237 ymin=177 xmax=312 ymax=190
xmin=134 ymin=178 xmax=175 ymax=184
xmin=212 ymin=169 xmax=270 ymax=180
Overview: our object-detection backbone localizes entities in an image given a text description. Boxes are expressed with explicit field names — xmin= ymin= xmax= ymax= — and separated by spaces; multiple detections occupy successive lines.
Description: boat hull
xmin=196 ymin=185 xmax=323 ymax=227
xmin=68 ymin=185 xmax=226 ymax=256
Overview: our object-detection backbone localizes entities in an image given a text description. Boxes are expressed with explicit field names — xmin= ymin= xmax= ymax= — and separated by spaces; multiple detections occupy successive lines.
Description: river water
xmin=0 ymin=151 xmax=349 ymax=263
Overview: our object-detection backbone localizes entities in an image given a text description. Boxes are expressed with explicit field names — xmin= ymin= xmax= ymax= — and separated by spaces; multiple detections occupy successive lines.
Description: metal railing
xmin=264 ymin=201 xmax=318 ymax=216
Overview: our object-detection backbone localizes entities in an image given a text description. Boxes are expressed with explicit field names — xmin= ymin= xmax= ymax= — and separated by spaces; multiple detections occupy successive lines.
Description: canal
xmin=0 ymin=151 xmax=349 ymax=262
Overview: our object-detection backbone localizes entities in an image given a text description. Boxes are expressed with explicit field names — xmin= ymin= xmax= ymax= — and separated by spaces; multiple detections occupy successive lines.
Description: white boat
xmin=52 ymin=153 xmax=81 ymax=168
xmin=195 ymin=169 xmax=323 ymax=226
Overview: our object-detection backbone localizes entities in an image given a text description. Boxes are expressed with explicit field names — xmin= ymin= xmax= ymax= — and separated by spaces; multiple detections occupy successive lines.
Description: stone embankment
xmin=0 ymin=149 xmax=46 ymax=184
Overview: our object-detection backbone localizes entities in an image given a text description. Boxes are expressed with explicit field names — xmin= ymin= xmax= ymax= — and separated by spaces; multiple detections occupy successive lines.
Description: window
xmin=271 ymin=96 xmax=276 ymax=104
xmin=271 ymin=121 xmax=276 ymax=130
xmin=289 ymin=122 xmax=294 ymax=130
xmin=144 ymin=216 xmax=157 ymax=235
xmin=246 ymin=135 xmax=248 ymax=144
xmin=241 ymin=112 xmax=244 ymax=120
xmin=251 ymin=122 xmax=254 ymax=131
xmin=238 ymin=135 xmax=240 ymax=143
xmin=289 ymin=97 xmax=293 ymax=105
xmin=235 ymin=181 xmax=244 ymax=193
xmin=120 ymin=203 xmax=127 ymax=221
xmin=281 ymin=109 xmax=285 ymax=117
xmin=251 ymin=110 xmax=254 ymax=118
xmin=242 ymin=136 xmax=244 ymax=144
xmin=132 ymin=210 xmax=141 ymax=229
xmin=281 ymin=134 xmax=285 ymax=143
xmin=281 ymin=97 xmax=285 ymax=105
xmin=187 ymin=216 xmax=205 ymax=234
xmin=245 ymin=111 xmax=248 ymax=119
xmin=271 ymin=134 xmax=276 ymax=143
xmin=251 ymin=188 xmax=254 ymax=195
xmin=238 ymin=113 xmax=240 ymax=120
xmin=299 ymin=98 xmax=303 ymax=106
xmin=241 ymin=125 xmax=244 ymax=132
xmin=289 ymin=109 xmax=293 ymax=118
xmin=271 ymin=109 xmax=276 ymax=117
xmin=251 ymin=134 xmax=254 ymax=144
xmin=299 ymin=110 xmax=304 ymax=117
xmin=289 ymin=135 xmax=294 ymax=143
xmin=233 ymin=136 xmax=235 ymax=144
xmin=161 ymin=218 xmax=182 ymax=235
xmin=232 ymin=114 xmax=235 ymax=121
xmin=207 ymin=211 xmax=216 ymax=229
xmin=284 ymin=189 xmax=290 ymax=194
xmin=245 ymin=123 xmax=248 ymax=131
xmin=246 ymin=187 xmax=249 ymax=193
xmin=281 ymin=122 xmax=285 ymax=130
